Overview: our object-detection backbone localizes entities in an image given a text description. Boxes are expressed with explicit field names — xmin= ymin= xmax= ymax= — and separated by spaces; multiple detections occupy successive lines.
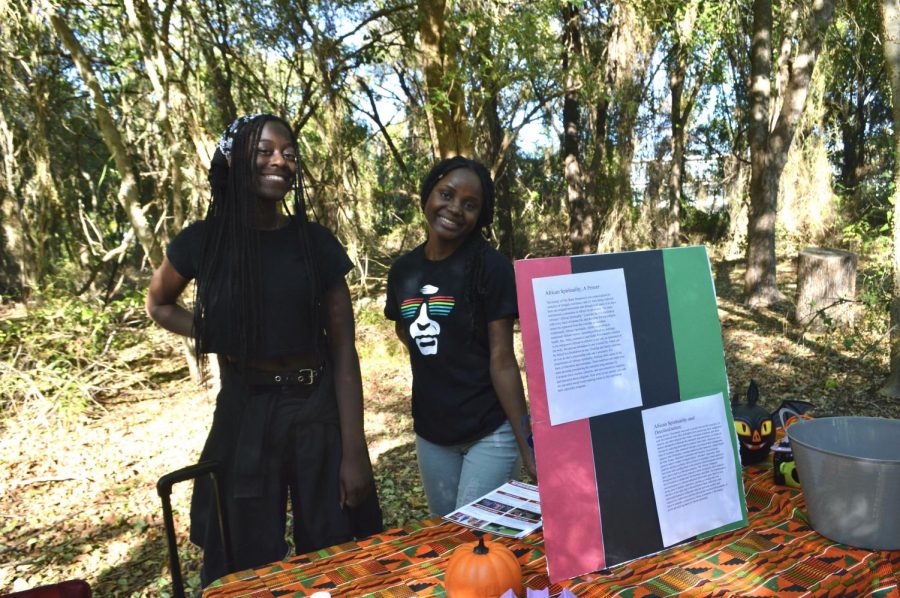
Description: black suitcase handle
xmin=157 ymin=461 xmax=234 ymax=598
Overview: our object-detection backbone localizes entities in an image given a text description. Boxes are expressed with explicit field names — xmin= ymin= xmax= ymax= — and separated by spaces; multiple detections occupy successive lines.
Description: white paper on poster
xmin=531 ymin=269 xmax=643 ymax=425
xmin=641 ymin=393 xmax=742 ymax=547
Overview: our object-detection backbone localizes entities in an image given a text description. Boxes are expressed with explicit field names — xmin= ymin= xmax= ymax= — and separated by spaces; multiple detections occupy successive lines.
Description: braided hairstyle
xmin=193 ymin=113 xmax=322 ymax=368
xmin=419 ymin=157 xmax=495 ymax=343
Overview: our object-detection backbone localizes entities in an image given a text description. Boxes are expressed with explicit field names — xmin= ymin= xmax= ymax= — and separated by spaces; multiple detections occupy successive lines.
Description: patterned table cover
xmin=204 ymin=461 xmax=900 ymax=597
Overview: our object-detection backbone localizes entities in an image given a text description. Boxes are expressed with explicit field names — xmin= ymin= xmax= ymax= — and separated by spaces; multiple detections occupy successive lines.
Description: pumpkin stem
xmin=473 ymin=536 xmax=489 ymax=555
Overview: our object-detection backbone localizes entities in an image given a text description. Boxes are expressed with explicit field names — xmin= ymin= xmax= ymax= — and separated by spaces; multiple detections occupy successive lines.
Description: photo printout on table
xmin=532 ymin=269 xmax=643 ymax=425
xmin=641 ymin=393 xmax=743 ymax=547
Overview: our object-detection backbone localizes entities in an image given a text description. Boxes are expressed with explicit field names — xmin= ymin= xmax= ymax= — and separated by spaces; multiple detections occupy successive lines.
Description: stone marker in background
xmin=795 ymin=247 xmax=858 ymax=330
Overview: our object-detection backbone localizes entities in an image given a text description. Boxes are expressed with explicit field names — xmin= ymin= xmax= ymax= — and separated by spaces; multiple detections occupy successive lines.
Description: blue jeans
xmin=416 ymin=421 xmax=521 ymax=516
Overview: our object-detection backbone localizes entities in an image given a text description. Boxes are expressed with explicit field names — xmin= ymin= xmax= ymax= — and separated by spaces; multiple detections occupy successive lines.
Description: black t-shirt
xmin=166 ymin=219 xmax=352 ymax=358
xmin=385 ymin=241 xmax=519 ymax=445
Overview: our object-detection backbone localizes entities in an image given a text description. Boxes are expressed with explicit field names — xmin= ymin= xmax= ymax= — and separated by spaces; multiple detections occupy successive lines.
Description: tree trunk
xmin=24 ymin=85 xmax=59 ymax=287
xmin=0 ymin=13 xmax=45 ymax=294
xmin=487 ymin=97 xmax=516 ymax=258
xmin=562 ymin=2 xmax=591 ymax=255
xmin=483 ymin=68 xmax=516 ymax=258
xmin=588 ymin=1 xmax=652 ymax=253
xmin=47 ymin=8 xmax=164 ymax=268
xmin=194 ymin=0 xmax=237 ymax=129
xmin=745 ymin=0 xmax=778 ymax=306
xmin=795 ymin=247 xmax=858 ymax=329
xmin=0 ymin=80 xmax=32 ymax=295
xmin=467 ymin=5 xmax=517 ymax=257
xmin=879 ymin=0 xmax=900 ymax=397
xmin=838 ymin=80 xmax=867 ymax=194
xmin=124 ymin=0 xmax=187 ymax=233
xmin=745 ymin=0 xmax=836 ymax=307
xmin=417 ymin=0 xmax=471 ymax=159
xmin=666 ymin=1 xmax=705 ymax=248
xmin=668 ymin=40 xmax=686 ymax=248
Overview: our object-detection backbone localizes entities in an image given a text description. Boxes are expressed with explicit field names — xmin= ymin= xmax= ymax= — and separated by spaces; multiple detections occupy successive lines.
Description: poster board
xmin=515 ymin=247 xmax=747 ymax=583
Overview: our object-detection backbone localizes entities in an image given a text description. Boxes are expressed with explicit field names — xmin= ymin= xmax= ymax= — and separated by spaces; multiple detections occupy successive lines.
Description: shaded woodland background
xmin=2 ymin=0 xmax=900 ymax=595
xmin=1 ymin=0 xmax=897 ymax=306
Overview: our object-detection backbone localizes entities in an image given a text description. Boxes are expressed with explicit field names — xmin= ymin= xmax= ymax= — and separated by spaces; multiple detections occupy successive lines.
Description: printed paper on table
xmin=444 ymin=480 xmax=542 ymax=539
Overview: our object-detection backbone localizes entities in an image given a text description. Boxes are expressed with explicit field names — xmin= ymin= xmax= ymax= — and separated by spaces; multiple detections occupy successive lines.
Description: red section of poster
xmin=514 ymin=257 xmax=606 ymax=582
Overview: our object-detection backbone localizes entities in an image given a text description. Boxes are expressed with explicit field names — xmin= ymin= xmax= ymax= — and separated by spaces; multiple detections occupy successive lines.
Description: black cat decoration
xmin=731 ymin=379 xmax=775 ymax=465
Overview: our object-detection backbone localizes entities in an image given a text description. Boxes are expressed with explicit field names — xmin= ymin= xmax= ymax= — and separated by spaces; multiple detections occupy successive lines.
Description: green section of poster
xmin=663 ymin=246 xmax=748 ymax=531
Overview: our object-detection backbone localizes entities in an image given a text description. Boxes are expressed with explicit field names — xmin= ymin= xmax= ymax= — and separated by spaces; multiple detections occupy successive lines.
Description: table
xmin=204 ymin=461 xmax=900 ymax=597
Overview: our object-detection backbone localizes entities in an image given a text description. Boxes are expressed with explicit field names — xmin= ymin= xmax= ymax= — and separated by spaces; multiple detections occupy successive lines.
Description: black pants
xmin=190 ymin=363 xmax=382 ymax=586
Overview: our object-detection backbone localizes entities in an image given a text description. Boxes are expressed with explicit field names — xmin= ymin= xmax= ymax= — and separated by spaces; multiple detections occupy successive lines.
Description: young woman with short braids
xmin=385 ymin=157 xmax=536 ymax=517
xmin=146 ymin=113 xmax=381 ymax=585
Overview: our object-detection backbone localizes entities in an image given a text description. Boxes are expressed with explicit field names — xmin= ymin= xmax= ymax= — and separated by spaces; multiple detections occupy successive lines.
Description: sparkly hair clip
xmin=216 ymin=113 xmax=266 ymax=159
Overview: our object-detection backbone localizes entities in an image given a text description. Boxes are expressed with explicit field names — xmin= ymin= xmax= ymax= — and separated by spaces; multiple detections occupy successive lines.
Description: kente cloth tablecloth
xmin=204 ymin=461 xmax=900 ymax=597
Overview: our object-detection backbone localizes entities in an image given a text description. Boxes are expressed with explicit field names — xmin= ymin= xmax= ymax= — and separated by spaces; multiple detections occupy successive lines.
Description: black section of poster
xmin=572 ymin=251 xmax=679 ymax=566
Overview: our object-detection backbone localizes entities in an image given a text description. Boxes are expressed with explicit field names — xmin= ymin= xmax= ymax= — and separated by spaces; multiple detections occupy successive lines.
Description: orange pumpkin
xmin=445 ymin=535 xmax=523 ymax=598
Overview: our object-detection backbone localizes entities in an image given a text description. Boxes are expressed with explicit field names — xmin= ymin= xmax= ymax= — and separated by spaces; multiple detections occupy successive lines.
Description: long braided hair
xmin=193 ymin=113 xmax=322 ymax=368
xmin=419 ymin=157 xmax=495 ymax=343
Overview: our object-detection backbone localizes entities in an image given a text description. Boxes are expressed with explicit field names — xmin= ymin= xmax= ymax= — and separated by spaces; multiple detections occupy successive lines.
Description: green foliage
xmin=682 ymin=204 xmax=730 ymax=244
xmin=857 ymin=248 xmax=893 ymax=315
xmin=354 ymin=298 xmax=390 ymax=330
xmin=0 ymin=288 xmax=152 ymax=425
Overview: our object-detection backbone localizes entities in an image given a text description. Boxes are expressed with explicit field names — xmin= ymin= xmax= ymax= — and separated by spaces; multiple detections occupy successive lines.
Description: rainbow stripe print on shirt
xmin=399 ymin=298 xmax=424 ymax=319
xmin=399 ymin=296 xmax=456 ymax=319
xmin=426 ymin=296 xmax=455 ymax=316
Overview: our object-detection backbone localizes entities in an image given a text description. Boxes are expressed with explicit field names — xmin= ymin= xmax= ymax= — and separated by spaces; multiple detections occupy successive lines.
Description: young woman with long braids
xmin=385 ymin=157 xmax=537 ymax=517
xmin=146 ymin=113 xmax=381 ymax=585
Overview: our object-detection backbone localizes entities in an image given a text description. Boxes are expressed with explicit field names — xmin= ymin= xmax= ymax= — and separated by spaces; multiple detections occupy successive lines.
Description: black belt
xmin=244 ymin=363 xmax=325 ymax=386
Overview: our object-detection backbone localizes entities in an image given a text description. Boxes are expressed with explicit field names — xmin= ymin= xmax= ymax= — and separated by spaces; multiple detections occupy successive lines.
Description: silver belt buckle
xmin=296 ymin=368 xmax=317 ymax=385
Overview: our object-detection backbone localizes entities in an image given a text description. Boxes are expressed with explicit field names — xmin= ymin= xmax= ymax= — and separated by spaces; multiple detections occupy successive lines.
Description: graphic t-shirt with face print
xmin=385 ymin=241 xmax=518 ymax=445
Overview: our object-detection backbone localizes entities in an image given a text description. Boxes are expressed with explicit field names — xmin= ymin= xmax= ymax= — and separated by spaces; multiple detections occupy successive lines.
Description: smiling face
xmin=423 ymin=168 xmax=483 ymax=258
xmin=253 ymin=120 xmax=297 ymax=203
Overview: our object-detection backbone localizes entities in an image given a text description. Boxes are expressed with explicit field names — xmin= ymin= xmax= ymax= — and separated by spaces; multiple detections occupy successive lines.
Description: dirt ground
xmin=1 ymin=260 xmax=898 ymax=596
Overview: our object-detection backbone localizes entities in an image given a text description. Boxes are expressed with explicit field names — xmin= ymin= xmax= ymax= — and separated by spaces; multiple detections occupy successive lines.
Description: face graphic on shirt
xmin=401 ymin=284 xmax=455 ymax=356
